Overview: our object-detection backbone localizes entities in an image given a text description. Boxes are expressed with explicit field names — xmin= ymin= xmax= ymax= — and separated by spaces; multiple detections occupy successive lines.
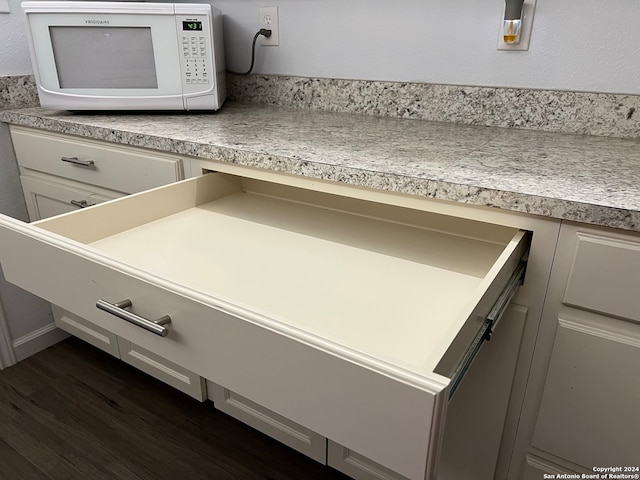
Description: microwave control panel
xmin=177 ymin=15 xmax=214 ymax=94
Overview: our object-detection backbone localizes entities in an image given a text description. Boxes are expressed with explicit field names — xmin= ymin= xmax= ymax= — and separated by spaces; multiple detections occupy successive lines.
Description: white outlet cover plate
xmin=497 ymin=0 xmax=536 ymax=51
xmin=259 ymin=6 xmax=279 ymax=46
xmin=0 ymin=0 xmax=11 ymax=13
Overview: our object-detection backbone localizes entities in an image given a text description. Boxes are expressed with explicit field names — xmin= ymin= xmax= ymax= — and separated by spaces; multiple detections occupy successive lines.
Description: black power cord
xmin=228 ymin=28 xmax=272 ymax=76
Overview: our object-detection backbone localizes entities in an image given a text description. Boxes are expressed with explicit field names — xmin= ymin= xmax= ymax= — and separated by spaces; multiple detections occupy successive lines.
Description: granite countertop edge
xmin=1 ymin=103 xmax=639 ymax=233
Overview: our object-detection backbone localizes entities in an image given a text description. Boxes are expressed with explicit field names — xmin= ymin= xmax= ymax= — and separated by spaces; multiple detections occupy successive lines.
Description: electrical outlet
xmin=259 ymin=6 xmax=279 ymax=46
xmin=0 ymin=0 xmax=11 ymax=14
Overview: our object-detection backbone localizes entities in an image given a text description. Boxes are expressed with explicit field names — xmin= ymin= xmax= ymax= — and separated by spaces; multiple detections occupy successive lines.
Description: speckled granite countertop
xmin=1 ymin=102 xmax=639 ymax=232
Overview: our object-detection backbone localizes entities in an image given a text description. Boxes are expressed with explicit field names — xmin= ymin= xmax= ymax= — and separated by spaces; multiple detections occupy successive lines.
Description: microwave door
xmin=49 ymin=26 xmax=159 ymax=90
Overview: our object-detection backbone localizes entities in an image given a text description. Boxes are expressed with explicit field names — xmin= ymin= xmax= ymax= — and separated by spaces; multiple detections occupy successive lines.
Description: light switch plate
xmin=0 ymin=0 xmax=10 ymax=14
xmin=497 ymin=0 xmax=536 ymax=51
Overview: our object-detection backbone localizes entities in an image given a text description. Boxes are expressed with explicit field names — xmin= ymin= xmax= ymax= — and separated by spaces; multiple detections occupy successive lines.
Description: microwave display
xmin=183 ymin=21 xmax=202 ymax=31
xmin=49 ymin=26 xmax=158 ymax=89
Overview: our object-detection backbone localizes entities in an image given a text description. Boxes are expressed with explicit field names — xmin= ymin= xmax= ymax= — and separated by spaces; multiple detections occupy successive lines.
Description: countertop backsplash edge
xmin=0 ymin=75 xmax=39 ymax=110
xmin=227 ymin=74 xmax=640 ymax=139
xmin=2 ymin=74 xmax=639 ymax=139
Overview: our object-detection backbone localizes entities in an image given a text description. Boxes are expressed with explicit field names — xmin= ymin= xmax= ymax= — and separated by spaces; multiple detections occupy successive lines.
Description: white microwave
xmin=22 ymin=1 xmax=226 ymax=111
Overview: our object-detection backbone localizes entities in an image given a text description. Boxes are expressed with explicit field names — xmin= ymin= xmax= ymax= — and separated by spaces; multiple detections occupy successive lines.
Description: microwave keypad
xmin=181 ymin=35 xmax=211 ymax=88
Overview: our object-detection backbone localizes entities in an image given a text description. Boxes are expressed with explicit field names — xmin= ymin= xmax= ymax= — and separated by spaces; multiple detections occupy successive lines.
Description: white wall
xmin=216 ymin=0 xmax=640 ymax=95
xmin=0 ymin=0 xmax=32 ymax=75
xmin=2 ymin=0 xmax=640 ymax=94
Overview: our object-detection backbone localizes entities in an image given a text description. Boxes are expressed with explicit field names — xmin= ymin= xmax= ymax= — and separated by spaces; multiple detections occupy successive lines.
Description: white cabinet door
xmin=532 ymin=314 xmax=640 ymax=467
xmin=515 ymin=222 xmax=640 ymax=476
xmin=0 ymin=172 xmax=531 ymax=480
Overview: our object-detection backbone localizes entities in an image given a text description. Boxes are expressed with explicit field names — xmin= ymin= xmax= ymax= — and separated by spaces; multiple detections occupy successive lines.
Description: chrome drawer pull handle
xmin=96 ymin=299 xmax=171 ymax=337
xmin=61 ymin=156 xmax=95 ymax=167
xmin=70 ymin=199 xmax=89 ymax=208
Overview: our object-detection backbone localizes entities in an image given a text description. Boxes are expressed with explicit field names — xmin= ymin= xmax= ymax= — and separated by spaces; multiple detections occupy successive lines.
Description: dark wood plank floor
xmin=0 ymin=337 xmax=351 ymax=480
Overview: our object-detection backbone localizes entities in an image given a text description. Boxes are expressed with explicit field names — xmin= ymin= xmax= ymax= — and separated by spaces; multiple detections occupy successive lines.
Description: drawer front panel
xmin=0 ymin=216 xmax=446 ymax=480
xmin=21 ymin=175 xmax=122 ymax=221
xmin=328 ymin=441 xmax=410 ymax=480
xmin=209 ymin=382 xmax=327 ymax=462
xmin=52 ymin=305 xmax=120 ymax=357
xmin=11 ymin=127 xmax=182 ymax=194
xmin=564 ymin=232 xmax=640 ymax=322
xmin=118 ymin=338 xmax=206 ymax=401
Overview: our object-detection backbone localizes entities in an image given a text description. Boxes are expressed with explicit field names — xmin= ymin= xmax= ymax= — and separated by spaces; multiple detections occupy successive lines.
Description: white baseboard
xmin=13 ymin=322 xmax=69 ymax=362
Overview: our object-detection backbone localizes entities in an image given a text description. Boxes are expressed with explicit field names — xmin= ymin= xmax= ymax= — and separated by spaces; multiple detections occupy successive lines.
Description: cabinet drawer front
xmin=564 ymin=232 xmax=640 ymax=322
xmin=328 ymin=441 xmax=410 ymax=480
xmin=0 ymin=215 xmax=445 ymax=480
xmin=118 ymin=338 xmax=206 ymax=401
xmin=21 ymin=175 xmax=122 ymax=221
xmin=11 ymin=126 xmax=182 ymax=194
xmin=209 ymin=382 xmax=327 ymax=463
xmin=52 ymin=305 xmax=120 ymax=357
xmin=0 ymin=173 xmax=531 ymax=480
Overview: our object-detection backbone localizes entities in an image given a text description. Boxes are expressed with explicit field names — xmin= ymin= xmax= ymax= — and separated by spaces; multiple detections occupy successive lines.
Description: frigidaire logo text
xmin=85 ymin=19 xmax=110 ymax=24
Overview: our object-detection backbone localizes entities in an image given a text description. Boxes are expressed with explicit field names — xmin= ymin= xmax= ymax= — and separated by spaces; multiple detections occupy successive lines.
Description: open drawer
xmin=0 ymin=172 xmax=530 ymax=480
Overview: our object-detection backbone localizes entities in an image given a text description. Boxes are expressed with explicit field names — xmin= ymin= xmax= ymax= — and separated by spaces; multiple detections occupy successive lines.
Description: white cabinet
xmin=11 ymin=125 xmax=187 ymax=220
xmin=11 ymin=126 xmax=186 ymax=196
xmin=0 ymin=168 xmax=541 ymax=480
xmin=2 ymin=127 xmax=572 ymax=480
xmin=10 ymin=126 xmax=205 ymax=400
xmin=20 ymin=175 xmax=121 ymax=220
xmin=510 ymin=222 xmax=640 ymax=477
xmin=532 ymin=315 xmax=640 ymax=466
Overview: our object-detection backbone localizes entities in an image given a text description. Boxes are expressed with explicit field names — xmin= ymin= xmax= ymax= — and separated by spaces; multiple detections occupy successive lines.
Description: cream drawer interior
xmin=0 ymin=172 xmax=530 ymax=480
xmin=11 ymin=126 xmax=183 ymax=194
